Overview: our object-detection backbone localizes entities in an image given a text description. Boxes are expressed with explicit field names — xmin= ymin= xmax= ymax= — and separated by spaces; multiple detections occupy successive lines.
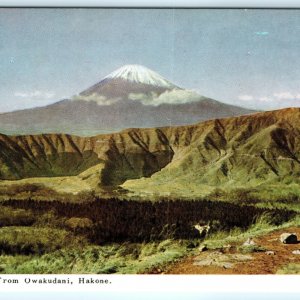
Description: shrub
xmin=0 ymin=227 xmax=87 ymax=255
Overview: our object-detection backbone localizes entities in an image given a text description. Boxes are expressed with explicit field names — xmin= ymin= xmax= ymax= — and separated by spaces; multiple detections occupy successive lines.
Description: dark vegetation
xmin=1 ymin=198 xmax=295 ymax=244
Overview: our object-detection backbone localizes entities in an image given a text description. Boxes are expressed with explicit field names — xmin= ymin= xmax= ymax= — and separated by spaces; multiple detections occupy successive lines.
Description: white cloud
xmin=238 ymin=95 xmax=253 ymax=101
xmin=73 ymin=89 xmax=203 ymax=107
xmin=14 ymin=90 xmax=55 ymax=99
xmin=237 ymin=92 xmax=300 ymax=106
xmin=273 ymin=92 xmax=295 ymax=100
xmin=72 ymin=93 xmax=121 ymax=105
xmin=259 ymin=96 xmax=273 ymax=102
xmin=128 ymin=89 xmax=202 ymax=106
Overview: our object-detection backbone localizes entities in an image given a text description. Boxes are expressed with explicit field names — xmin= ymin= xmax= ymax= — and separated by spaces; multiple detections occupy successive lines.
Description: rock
xmin=194 ymin=224 xmax=211 ymax=238
xmin=231 ymin=254 xmax=253 ymax=261
xmin=265 ymin=251 xmax=275 ymax=255
xmin=267 ymin=238 xmax=278 ymax=242
xmin=292 ymin=250 xmax=300 ymax=255
xmin=222 ymin=244 xmax=235 ymax=253
xmin=222 ymin=262 xmax=234 ymax=269
xmin=243 ymin=238 xmax=256 ymax=246
xmin=193 ymin=251 xmax=251 ymax=268
xmin=198 ymin=245 xmax=208 ymax=252
xmin=280 ymin=233 xmax=298 ymax=244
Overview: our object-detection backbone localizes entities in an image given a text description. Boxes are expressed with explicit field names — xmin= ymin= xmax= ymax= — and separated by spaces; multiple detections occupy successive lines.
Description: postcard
xmin=0 ymin=3 xmax=300 ymax=298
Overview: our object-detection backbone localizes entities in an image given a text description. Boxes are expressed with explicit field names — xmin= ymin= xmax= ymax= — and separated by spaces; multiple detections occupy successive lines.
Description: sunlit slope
xmin=0 ymin=108 xmax=299 ymax=197
xmin=123 ymin=108 xmax=300 ymax=197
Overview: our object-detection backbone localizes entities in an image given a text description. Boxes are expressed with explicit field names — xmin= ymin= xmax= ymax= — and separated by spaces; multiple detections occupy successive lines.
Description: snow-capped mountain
xmin=76 ymin=64 xmax=181 ymax=105
xmin=0 ymin=65 xmax=255 ymax=135
xmin=75 ymin=64 xmax=208 ymax=107
xmin=103 ymin=64 xmax=175 ymax=88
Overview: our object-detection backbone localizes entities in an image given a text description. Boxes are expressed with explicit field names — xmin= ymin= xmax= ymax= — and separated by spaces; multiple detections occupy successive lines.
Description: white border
xmin=0 ymin=275 xmax=300 ymax=292
xmin=0 ymin=3 xmax=299 ymax=297
xmin=0 ymin=0 xmax=300 ymax=8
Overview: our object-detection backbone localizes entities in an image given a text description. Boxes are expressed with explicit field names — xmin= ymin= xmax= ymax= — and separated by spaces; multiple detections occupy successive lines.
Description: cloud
xmin=238 ymin=92 xmax=300 ymax=105
xmin=72 ymin=93 xmax=121 ymax=105
xmin=72 ymin=89 xmax=202 ymax=106
xmin=14 ymin=90 xmax=55 ymax=99
xmin=238 ymin=95 xmax=253 ymax=101
xmin=274 ymin=92 xmax=298 ymax=100
xmin=259 ymin=96 xmax=273 ymax=102
xmin=128 ymin=89 xmax=202 ymax=106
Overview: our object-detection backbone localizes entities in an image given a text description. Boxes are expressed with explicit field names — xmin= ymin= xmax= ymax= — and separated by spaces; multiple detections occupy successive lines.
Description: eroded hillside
xmin=0 ymin=108 xmax=299 ymax=198
xmin=124 ymin=107 xmax=300 ymax=197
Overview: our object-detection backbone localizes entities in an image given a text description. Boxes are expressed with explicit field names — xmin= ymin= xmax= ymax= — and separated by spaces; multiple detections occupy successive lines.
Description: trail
xmin=165 ymin=227 xmax=300 ymax=274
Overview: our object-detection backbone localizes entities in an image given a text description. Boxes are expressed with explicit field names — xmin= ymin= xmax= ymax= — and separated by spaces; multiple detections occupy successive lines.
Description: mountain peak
xmin=103 ymin=64 xmax=176 ymax=88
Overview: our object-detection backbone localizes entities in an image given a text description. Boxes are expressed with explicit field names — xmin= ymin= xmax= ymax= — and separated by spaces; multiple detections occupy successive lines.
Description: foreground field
xmin=0 ymin=197 xmax=298 ymax=274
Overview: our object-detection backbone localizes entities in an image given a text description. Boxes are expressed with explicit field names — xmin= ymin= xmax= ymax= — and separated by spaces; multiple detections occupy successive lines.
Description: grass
xmin=201 ymin=213 xmax=300 ymax=251
xmin=0 ymin=240 xmax=189 ymax=274
xmin=0 ymin=206 xmax=35 ymax=226
xmin=0 ymin=227 xmax=87 ymax=255
xmin=0 ymin=201 xmax=191 ymax=274
xmin=238 ymin=245 xmax=267 ymax=254
xmin=0 ymin=194 xmax=298 ymax=274
xmin=276 ymin=264 xmax=300 ymax=274
xmin=1 ymin=174 xmax=299 ymax=205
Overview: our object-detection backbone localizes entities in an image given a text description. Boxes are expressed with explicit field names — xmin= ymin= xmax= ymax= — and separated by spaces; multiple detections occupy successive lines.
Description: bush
xmin=65 ymin=217 xmax=93 ymax=231
xmin=0 ymin=206 xmax=35 ymax=226
xmin=0 ymin=227 xmax=87 ymax=255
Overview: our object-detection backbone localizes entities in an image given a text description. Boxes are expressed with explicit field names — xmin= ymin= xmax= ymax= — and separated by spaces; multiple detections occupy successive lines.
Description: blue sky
xmin=0 ymin=8 xmax=300 ymax=112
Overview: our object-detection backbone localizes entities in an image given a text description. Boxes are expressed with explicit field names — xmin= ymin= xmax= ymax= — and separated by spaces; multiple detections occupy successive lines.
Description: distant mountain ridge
xmin=0 ymin=64 xmax=255 ymax=135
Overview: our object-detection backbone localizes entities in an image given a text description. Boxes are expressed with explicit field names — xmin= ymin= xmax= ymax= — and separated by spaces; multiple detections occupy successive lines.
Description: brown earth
xmin=165 ymin=226 xmax=300 ymax=274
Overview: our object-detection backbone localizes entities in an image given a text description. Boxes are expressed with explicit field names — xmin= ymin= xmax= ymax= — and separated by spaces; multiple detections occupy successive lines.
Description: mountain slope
xmin=80 ymin=64 xmax=176 ymax=99
xmin=0 ymin=98 xmax=254 ymax=136
xmin=0 ymin=129 xmax=173 ymax=185
xmin=0 ymin=65 xmax=255 ymax=135
xmin=123 ymin=107 xmax=300 ymax=197
xmin=0 ymin=108 xmax=299 ymax=198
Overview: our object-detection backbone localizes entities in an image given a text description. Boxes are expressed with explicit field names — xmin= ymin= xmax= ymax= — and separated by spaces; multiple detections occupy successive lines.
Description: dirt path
xmin=165 ymin=227 xmax=300 ymax=274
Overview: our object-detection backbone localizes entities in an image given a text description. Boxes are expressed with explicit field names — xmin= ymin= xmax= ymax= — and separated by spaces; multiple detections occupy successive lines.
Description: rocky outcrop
xmin=280 ymin=233 xmax=298 ymax=244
